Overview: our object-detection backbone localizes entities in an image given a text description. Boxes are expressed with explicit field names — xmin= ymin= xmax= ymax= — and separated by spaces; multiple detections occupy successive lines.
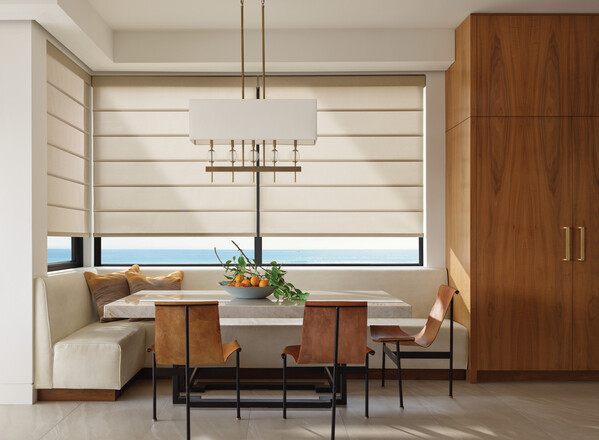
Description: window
xmin=46 ymin=44 xmax=90 ymax=272
xmin=48 ymin=236 xmax=83 ymax=271
xmin=92 ymin=75 xmax=424 ymax=266
xmin=97 ymin=237 xmax=254 ymax=265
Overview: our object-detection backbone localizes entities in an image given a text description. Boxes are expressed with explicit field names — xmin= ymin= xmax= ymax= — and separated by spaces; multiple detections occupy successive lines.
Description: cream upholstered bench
xmin=34 ymin=266 xmax=467 ymax=399
xmin=34 ymin=268 xmax=150 ymax=399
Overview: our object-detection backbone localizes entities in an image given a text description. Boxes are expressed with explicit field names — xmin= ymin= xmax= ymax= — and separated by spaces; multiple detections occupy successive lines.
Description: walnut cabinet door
xmin=475 ymin=117 xmax=573 ymax=371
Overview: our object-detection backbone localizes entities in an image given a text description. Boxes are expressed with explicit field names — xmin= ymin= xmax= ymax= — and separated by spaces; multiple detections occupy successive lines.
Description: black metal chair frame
xmin=149 ymin=303 xmax=241 ymax=440
xmin=380 ymin=293 xmax=458 ymax=408
xmin=281 ymin=304 xmax=375 ymax=440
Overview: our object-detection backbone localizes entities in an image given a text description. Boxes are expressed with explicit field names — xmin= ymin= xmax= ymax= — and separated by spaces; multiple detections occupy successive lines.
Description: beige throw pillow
xmin=84 ymin=265 xmax=140 ymax=322
xmin=125 ymin=270 xmax=184 ymax=294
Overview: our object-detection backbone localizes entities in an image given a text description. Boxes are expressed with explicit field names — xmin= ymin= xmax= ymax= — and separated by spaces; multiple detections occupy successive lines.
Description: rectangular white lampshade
xmin=189 ymin=99 xmax=317 ymax=145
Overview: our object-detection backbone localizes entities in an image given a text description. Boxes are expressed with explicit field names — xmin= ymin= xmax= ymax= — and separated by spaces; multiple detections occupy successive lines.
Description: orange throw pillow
xmin=84 ymin=265 xmax=140 ymax=322
xmin=125 ymin=270 xmax=184 ymax=294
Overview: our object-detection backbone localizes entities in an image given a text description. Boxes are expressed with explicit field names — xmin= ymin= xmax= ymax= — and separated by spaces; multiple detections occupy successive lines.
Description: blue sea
xmin=48 ymin=249 xmax=419 ymax=265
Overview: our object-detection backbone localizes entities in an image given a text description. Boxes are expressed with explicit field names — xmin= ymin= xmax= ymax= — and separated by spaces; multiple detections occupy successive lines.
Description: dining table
xmin=103 ymin=289 xmax=412 ymax=320
xmin=104 ymin=289 xmax=412 ymax=409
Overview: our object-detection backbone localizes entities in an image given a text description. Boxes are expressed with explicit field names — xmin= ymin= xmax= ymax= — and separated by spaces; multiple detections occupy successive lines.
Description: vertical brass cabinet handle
xmin=578 ymin=226 xmax=586 ymax=262
xmin=563 ymin=227 xmax=571 ymax=261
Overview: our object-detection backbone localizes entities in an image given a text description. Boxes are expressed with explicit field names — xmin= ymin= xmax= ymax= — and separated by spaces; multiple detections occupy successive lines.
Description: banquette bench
xmin=34 ymin=267 xmax=467 ymax=396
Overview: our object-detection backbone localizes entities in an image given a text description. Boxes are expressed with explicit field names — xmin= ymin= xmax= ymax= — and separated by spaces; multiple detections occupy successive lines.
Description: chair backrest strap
xmin=414 ymin=285 xmax=458 ymax=348
xmin=298 ymin=301 xmax=368 ymax=365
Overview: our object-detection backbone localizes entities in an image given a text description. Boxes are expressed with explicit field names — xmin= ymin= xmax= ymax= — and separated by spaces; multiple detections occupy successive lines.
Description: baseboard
xmin=0 ymin=383 xmax=36 ymax=404
xmin=477 ymin=370 xmax=599 ymax=382
xmin=37 ymin=388 xmax=119 ymax=401
xmin=137 ymin=367 xmax=465 ymax=381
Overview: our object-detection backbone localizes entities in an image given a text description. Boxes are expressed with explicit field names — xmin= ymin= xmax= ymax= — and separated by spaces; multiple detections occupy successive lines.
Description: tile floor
xmin=2 ymin=379 xmax=598 ymax=439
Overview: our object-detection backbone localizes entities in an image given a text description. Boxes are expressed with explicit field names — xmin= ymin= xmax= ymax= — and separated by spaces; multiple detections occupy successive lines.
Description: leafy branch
xmin=264 ymin=261 xmax=309 ymax=301
xmin=214 ymin=241 xmax=309 ymax=301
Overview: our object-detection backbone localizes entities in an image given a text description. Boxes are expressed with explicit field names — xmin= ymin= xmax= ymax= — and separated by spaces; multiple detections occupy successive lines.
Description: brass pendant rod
xmin=252 ymin=140 xmax=256 ymax=183
xmin=240 ymin=0 xmax=245 ymax=99
xmin=230 ymin=140 xmax=235 ymax=183
xmin=210 ymin=140 xmax=214 ymax=183
xmin=241 ymin=0 xmax=245 ymax=168
xmin=293 ymin=140 xmax=298 ymax=183
xmin=273 ymin=140 xmax=277 ymax=183
xmin=261 ymin=0 xmax=266 ymax=99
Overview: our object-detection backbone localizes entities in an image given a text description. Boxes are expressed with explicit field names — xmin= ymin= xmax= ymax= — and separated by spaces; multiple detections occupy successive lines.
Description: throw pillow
xmin=84 ymin=264 xmax=140 ymax=322
xmin=125 ymin=270 xmax=184 ymax=294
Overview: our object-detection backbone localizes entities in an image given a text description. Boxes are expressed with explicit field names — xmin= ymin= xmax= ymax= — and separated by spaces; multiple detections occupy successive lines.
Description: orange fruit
xmin=227 ymin=282 xmax=235 ymax=286
xmin=259 ymin=279 xmax=269 ymax=287
xmin=234 ymin=282 xmax=243 ymax=287
xmin=250 ymin=276 xmax=260 ymax=287
xmin=235 ymin=274 xmax=244 ymax=282
xmin=241 ymin=279 xmax=251 ymax=287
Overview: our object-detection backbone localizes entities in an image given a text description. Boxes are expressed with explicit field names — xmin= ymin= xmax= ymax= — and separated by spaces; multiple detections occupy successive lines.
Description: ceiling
xmin=2 ymin=0 xmax=598 ymax=72
xmin=88 ymin=0 xmax=599 ymax=31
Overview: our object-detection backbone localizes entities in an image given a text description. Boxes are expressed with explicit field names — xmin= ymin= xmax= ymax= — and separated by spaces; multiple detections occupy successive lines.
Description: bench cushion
xmin=52 ymin=321 xmax=146 ymax=389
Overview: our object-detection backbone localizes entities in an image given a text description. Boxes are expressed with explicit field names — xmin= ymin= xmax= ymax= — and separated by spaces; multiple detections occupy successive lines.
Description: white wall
xmin=0 ymin=20 xmax=47 ymax=404
xmin=424 ymin=71 xmax=446 ymax=267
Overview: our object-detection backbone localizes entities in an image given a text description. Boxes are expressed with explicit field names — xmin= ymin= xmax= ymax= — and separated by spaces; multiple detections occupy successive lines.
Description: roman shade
xmin=92 ymin=77 xmax=256 ymax=236
xmin=260 ymin=76 xmax=425 ymax=236
xmin=46 ymin=44 xmax=91 ymax=237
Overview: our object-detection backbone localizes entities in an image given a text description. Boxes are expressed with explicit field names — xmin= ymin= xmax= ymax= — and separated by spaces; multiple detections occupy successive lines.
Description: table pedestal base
xmin=169 ymin=365 xmax=367 ymax=408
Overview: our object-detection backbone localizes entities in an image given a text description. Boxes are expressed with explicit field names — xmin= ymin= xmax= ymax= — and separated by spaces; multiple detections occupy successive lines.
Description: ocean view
xmin=48 ymin=249 xmax=419 ymax=265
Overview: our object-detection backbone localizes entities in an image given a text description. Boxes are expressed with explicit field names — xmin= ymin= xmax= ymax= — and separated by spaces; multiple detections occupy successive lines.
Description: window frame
xmin=93 ymin=79 xmax=424 ymax=267
xmin=48 ymin=237 xmax=84 ymax=271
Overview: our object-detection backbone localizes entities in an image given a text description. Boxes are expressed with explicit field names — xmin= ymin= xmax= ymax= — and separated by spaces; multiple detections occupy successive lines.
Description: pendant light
xmin=189 ymin=0 xmax=317 ymax=182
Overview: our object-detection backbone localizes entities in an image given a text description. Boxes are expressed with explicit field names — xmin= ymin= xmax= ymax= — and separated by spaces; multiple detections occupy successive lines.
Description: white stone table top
xmin=103 ymin=290 xmax=411 ymax=320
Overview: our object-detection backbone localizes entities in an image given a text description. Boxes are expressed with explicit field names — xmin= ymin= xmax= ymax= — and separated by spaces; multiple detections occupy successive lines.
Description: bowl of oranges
xmin=215 ymin=241 xmax=309 ymax=301
xmin=219 ymin=274 xmax=276 ymax=299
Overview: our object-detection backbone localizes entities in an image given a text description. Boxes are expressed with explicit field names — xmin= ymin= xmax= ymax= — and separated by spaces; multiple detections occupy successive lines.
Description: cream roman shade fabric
xmin=46 ymin=44 xmax=91 ymax=236
xmin=92 ymin=77 xmax=256 ymax=236
xmin=260 ymin=76 xmax=425 ymax=236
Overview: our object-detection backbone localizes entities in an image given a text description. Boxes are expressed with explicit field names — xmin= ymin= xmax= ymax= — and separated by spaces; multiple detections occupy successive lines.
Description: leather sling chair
xmin=281 ymin=301 xmax=375 ymax=440
xmin=148 ymin=301 xmax=241 ymax=440
xmin=370 ymin=285 xmax=459 ymax=408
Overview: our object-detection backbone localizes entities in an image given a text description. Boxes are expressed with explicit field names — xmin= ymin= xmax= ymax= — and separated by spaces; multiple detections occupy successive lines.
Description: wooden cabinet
xmin=572 ymin=118 xmax=599 ymax=370
xmin=473 ymin=15 xmax=599 ymax=117
xmin=446 ymin=14 xmax=599 ymax=380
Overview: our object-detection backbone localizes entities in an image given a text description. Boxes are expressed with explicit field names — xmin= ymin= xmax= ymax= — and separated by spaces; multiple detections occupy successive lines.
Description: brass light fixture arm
xmin=240 ymin=0 xmax=245 ymax=98
xmin=261 ymin=0 xmax=266 ymax=99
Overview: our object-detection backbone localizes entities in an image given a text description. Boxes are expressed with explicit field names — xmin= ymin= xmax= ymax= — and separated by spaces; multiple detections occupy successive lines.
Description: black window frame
xmin=94 ymin=236 xmax=423 ymax=267
xmin=48 ymin=237 xmax=84 ymax=271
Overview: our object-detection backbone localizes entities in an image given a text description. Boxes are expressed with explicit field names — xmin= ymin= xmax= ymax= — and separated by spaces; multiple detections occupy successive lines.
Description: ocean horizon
xmin=48 ymin=249 xmax=419 ymax=265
